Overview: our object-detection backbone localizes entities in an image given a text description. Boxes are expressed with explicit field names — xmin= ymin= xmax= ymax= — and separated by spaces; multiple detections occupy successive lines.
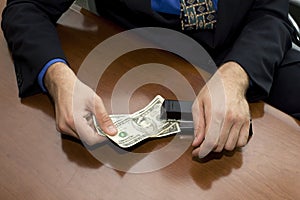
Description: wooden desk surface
xmin=0 ymin=3 xmax=299 ymax=200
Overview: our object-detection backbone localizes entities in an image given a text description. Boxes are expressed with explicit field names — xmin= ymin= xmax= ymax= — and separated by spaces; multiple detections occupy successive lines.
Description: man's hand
xmin=44 ymin=62 xmax=117 ymax=145
xmin=192 ymin=62 xmax=251 ymax=158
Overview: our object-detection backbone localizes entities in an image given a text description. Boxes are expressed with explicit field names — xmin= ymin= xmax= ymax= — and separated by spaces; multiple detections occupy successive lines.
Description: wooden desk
xmin=0 ymin=3 xmax=299 ymax=200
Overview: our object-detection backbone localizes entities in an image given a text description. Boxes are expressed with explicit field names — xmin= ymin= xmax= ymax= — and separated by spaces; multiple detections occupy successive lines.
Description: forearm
xmin=1 ymin=0 xmax=74 ymax=97
xmin=223 ymin=0 xmax=293 ymax=101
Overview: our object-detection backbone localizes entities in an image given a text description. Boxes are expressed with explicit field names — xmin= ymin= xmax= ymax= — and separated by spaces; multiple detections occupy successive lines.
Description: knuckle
xmin=225 ymin=112 xmax=234 ymax=123
xmin=238 ymin=113 xmax=249 ymax=122
xmin=64 ymin=114 xmax=75 ymax=127
xmin=226 ymin=111 xmax=247 ymax=124
xmin=56 ymin=122 xmax=68 ymax=133
xmin=99 ymin=114 xmax=112 ymax=125
xmin=56 ymin=115 xmax=75 ymax=134
xmin=56 ymin=124 xmax=62 ymax=132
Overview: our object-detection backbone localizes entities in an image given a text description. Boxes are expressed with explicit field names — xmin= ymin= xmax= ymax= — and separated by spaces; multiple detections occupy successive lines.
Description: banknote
xmin=92 ymin=114 xmax=128 ymax=136
xmin=92 ymin=95 xmax=181 ymax=148
xmin=94 ymin=114 xmax=180 ymax=139
xmin=106 ymin=95 xmax=169 ymax=148
xmin=153 ymin=121 xmax=180 ymax=138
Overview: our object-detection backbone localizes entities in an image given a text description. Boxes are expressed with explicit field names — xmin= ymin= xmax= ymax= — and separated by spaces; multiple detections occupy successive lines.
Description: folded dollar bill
xmin=93 ymin=95 xmax=181 ymax=148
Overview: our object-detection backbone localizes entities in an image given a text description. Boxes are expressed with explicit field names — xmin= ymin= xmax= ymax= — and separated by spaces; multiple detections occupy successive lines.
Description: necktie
xmin=180 ymin=0 xmax=217 ymax=31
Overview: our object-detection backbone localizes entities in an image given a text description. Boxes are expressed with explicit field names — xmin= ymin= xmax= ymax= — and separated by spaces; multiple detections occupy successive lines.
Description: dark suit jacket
xmin=1 ymin=0 xmax=293 ymax=100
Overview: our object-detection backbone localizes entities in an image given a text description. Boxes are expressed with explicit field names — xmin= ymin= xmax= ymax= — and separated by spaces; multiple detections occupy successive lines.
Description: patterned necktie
xmin=180 ymin=0 xmax=217 ymax=31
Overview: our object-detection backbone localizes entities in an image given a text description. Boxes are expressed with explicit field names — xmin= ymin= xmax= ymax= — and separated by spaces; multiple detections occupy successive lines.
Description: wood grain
xmin=0 ymin=3 xmax=299 ymax=200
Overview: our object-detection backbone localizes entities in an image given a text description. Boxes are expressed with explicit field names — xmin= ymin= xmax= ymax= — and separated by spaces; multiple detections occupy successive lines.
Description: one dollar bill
xmin=93 ymin=95 xmax=181 ymax=148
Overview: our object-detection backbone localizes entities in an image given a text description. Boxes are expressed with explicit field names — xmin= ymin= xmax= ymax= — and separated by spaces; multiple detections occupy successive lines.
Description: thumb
xmin=94 ymin=96 xmax=117 ymax=136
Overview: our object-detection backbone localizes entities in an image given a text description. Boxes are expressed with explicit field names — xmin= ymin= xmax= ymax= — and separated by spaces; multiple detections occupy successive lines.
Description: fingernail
xmin=107 ymin=125 xmax=117 ymax=134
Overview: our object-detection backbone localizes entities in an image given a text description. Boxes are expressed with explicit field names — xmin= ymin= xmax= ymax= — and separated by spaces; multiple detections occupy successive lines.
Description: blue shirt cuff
xmin=38 ymin=58 xmax=67 ymax=93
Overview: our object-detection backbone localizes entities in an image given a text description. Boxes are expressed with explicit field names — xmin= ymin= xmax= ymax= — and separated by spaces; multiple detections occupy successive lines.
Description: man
xmin=1 ymin=0 xmax=299 ymax=158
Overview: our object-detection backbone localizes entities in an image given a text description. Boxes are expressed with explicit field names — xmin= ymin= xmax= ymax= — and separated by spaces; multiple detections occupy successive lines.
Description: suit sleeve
xmin=223 ymin=0 xmax=293 ymax=101
xmin=1 ymin=0 xmax=74 ymax=97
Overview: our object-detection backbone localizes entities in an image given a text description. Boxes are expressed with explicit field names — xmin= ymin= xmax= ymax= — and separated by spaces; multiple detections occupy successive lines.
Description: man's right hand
xmin=44 ymin=62 xmax=117 ymax=145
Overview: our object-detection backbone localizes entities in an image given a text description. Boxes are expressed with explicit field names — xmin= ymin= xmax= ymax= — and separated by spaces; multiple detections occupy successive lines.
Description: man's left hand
xmin=192 ymin=62 xmax=251 ymax=158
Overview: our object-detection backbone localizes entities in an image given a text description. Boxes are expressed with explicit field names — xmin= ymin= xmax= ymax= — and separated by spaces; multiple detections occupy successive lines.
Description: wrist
xmin=38 ymin=59 xmax=68 ymax=93
xmin=44 ymin=62 xmax=76 ymax=99
xmin=218 ymin=62 xmax=249 ymax=95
